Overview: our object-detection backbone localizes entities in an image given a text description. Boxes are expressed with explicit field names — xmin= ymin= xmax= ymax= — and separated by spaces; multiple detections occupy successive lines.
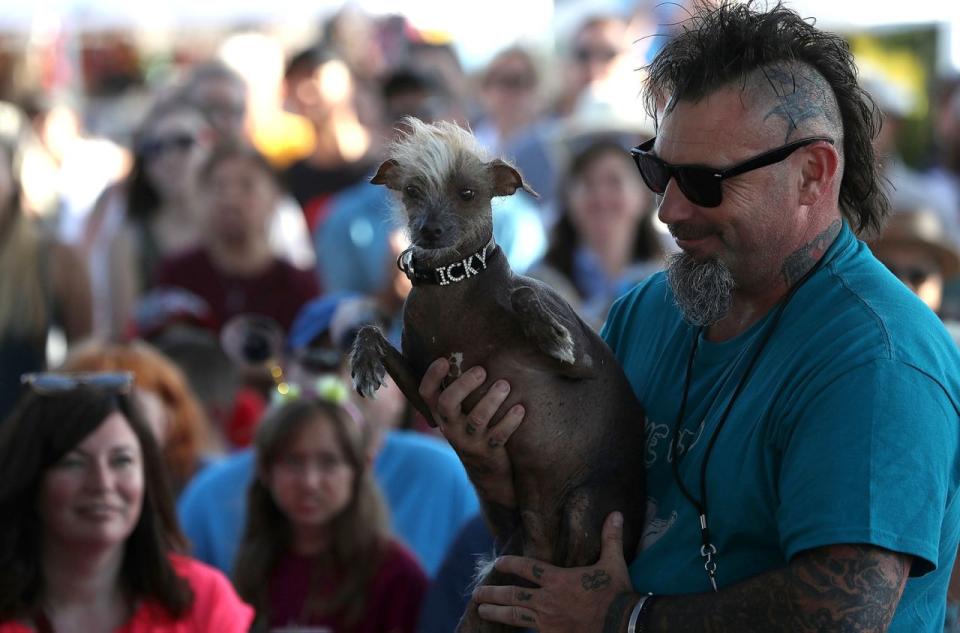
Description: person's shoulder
xmin=167 ymin=554 xmax=254 ymax=631
xmin=602 ymin=271 xmax=675 ymax=345
xmin=827 ymin=236 xmax=959 ymax=361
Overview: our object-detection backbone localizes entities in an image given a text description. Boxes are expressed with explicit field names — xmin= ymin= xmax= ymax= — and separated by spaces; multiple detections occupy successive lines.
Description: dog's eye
xmin=404 ymin=185 xmax=421 ymax=199
xmin=459 ymin=189 xmax=475 ymax=201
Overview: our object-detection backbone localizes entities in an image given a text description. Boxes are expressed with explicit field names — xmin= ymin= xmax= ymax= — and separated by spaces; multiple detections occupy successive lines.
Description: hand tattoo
xmin=532 ymin=564 xmax=544 ymax=580
xmin=581 ymin=570 xmax=612 ymax=592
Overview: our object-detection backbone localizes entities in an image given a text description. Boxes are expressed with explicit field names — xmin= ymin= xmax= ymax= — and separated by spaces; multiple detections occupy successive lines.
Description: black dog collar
xmin=398 ymin=236 xmax=498 ymax=286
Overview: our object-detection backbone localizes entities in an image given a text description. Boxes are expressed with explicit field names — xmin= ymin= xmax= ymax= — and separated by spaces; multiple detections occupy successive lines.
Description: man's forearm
xmin=622 ymin=545 xmax=910 ymax=633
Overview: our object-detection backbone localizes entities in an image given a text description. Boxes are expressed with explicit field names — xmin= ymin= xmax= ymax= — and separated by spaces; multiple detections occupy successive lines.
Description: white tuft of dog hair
xmin=387 ymin=117 xmax=492 ymax=198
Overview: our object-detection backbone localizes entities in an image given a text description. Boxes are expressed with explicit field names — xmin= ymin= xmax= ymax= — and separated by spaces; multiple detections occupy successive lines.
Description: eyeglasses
xmin=884 ymin=262 xmax=937 ymax=287
xmin=138 ymin=134 xmax=196 ymax=160
xmin=21 ymin=372 xmax=134 ymax=395
xmin=629 ymin=136 xmax=834 ymax=208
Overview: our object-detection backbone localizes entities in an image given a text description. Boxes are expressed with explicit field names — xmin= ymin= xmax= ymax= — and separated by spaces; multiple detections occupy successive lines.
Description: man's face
xmin=653 ymin=87 xmax=807 ymax=323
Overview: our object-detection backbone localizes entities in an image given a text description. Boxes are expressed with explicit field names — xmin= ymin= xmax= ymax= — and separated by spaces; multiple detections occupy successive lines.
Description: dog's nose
xmin=419 ymin=224 xmax=444 ymax=242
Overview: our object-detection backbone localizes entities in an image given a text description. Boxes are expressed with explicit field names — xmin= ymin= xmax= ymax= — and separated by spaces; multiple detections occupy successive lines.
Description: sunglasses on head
xmin=138 ymin=133 xmax=196 ymax=160
xmin=21 ymin=372 xmax=134 ymax=395
xmin=629 ymin=136 xmax=834 ymax=208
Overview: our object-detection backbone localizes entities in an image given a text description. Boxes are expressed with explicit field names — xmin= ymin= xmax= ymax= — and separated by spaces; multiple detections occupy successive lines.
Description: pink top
xmin=0 ymin=554 xmax=253 ymax=632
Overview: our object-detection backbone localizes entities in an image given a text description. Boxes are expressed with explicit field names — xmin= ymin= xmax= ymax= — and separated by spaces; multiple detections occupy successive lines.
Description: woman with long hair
xmin=0 ymin=373 xmax=252 ymax=631
xmin=233 ymin=394 xmax=427 ymax=632
xmin=531 ymin=138 xmax=665 ymax=328
xmin=0 ymin=137 xmax=92 ymax=421
xmin=83 ymin=98 xmax=214 ymax=339
xmin=60 ymin=340 xmax=213 ymax=495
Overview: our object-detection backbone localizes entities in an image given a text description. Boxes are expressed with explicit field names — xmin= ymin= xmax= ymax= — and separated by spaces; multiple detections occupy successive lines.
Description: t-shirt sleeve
xmin=174 ymin=556 xmax=254 ymax=632
xmin=776 ymin=359 xmax=958 ymax=576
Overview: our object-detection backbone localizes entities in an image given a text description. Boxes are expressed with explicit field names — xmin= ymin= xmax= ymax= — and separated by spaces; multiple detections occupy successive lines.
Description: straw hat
xmin=873 ymin=209 xmax=960 ymax=278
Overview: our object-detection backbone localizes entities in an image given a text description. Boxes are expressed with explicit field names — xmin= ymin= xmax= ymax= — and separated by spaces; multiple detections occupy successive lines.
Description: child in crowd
xmin=0 ymin=373 xmax=251 ymax=631
xmin=233 ymin=394 xmax=427 ymax=632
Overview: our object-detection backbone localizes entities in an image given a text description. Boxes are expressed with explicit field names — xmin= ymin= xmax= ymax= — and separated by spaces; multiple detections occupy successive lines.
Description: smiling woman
xmin=0 ymin=377 xmax=253 ymax=632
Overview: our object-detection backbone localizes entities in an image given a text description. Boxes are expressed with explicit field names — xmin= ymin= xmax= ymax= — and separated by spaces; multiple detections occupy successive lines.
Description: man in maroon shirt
xmin=156 ymin=143 xmax=320 ymax=334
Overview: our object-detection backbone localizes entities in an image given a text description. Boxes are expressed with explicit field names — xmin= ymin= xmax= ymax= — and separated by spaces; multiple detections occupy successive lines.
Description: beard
xmin=665 ymin=252 xmax=735 ymax=327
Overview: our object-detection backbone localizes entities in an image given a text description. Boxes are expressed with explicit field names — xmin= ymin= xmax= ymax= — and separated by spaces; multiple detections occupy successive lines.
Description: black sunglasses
xmin=21 ymin=372 xmax=134 ymax=395
xmin=629 ymin=136 xmax=834 ymax=208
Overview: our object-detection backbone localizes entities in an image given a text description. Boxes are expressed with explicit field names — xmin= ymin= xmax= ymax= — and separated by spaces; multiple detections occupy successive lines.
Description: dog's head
xmin=371 ymin=117 xmax=536 ymax=262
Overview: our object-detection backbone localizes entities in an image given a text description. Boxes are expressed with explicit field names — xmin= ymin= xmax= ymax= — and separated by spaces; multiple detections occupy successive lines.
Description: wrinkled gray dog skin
xmin=350 ymin=118 xmax=646 ymax=633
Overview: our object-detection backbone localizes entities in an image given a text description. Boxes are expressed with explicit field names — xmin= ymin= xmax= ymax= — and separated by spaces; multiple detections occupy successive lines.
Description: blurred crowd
xmin=1 ymin=1 xmax=960 ymax=631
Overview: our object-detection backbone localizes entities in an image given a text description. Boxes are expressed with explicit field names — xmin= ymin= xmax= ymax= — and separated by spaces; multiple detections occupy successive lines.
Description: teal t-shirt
xmin=601 ymin=223 xmax=960 ymax=631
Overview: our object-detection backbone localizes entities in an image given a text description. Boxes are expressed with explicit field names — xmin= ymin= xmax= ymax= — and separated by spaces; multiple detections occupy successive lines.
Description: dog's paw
xmin=349 ymin=329 xmax=387 ymax=399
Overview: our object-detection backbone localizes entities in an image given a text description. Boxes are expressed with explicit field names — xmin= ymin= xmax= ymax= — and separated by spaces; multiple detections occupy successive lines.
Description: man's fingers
xmin=436 ymin=366 xmax=486 ymax=420
xmin=477 ymin=604 xmax=538 ymax=628
xmin=495 ymin=555 xmax=552 ymax=585
xmin=600 ymin=511 xmax=625 ymax=563
xmin=487 ymin=403 xmax=524 ymax=448
xmin=418 ymin=357 xmax=450 ymax=404
xmin=466 ymin=380 xmax=511 ymax=433
xmin=475 ymin=584 xmax=539 ymax=608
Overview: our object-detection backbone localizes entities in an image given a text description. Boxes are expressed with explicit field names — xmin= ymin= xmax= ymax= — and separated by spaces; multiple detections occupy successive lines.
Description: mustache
xmin=668 ymin=224 xmax=717 ymax=241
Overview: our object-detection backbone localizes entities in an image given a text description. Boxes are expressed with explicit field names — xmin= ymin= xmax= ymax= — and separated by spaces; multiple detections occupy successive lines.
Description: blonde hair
xmin=389 ymin=117 xmax=490 ymax=196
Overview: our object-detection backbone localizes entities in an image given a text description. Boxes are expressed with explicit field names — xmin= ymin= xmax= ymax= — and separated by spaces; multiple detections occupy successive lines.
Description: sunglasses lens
xmin=675 ymin=170 xmax=722 ymax=207
xmin=23 ymin=374 xmax=75 ymax=394
xmin=86 ymin=373 xmax=134 ymax=391
xmin=634 ymin=154 xmax=668 ymax=194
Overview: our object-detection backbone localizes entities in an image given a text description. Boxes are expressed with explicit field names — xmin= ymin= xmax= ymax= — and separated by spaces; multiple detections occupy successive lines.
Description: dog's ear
xmin=489 ymin=159 xmax=539 ymax=199
xmin=371 ymin=159 xmax=402 ymax=190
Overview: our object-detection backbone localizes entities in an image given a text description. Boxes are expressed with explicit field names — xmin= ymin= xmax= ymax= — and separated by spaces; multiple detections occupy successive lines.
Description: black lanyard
xmin=668 ymin=254 xmax=826 ymax=591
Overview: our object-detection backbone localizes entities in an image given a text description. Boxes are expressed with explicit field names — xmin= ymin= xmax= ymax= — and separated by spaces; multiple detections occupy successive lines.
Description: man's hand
xmin=474 ymin=512 xmax=633 ymax=632
xmin=419 ymin=358 xmax=525 ymax=508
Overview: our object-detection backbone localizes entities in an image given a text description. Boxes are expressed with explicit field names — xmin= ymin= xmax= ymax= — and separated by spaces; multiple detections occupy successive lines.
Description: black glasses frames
xmin=21 ymin=372 xmax=135 ymax=395
xmin=630 ymin=136 xmax=835 ymax=207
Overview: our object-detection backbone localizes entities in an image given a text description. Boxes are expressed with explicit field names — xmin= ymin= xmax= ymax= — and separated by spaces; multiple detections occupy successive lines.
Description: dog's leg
xmin=510 ymin=286 xmax=594 ymax=378
xmin=349 ymin=325 xmax=434 ymax=423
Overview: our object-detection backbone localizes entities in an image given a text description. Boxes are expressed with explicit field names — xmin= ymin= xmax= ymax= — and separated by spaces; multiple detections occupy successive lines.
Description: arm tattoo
xmin=760 ymin=65 xmax=836 ymax=142
xmin=781 ymin=219 xmax=842 ymax=286
xmin=582 ymin=570 xmax=612 ymax=592
xmin=645 ymin=545 xmax=911 ymax=632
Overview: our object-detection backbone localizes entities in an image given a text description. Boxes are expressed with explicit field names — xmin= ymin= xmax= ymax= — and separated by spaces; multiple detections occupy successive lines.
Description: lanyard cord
xmin=668 ymin=253 xmax=827 ymax=589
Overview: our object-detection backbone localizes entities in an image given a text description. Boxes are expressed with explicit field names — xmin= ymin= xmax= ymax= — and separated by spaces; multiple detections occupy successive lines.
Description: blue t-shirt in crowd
xmin=177 ymin=430 xmax=479 ymax=578
xmin=601 ymin=222 xmax=960 ymax=631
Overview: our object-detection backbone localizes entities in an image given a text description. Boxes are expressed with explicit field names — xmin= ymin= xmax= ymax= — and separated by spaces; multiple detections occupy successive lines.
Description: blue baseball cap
xmin=287 ymin=292 xmax=384 ymax=353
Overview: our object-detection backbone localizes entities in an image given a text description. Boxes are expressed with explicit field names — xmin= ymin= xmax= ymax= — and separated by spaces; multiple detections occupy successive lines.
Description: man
xmin=418 ymin=2 xmax=960 ymax=631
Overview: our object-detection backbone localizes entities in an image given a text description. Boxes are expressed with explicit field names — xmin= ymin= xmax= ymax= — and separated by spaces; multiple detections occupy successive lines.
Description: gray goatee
xmin=665 ymin=252 xmax=735 ymax=327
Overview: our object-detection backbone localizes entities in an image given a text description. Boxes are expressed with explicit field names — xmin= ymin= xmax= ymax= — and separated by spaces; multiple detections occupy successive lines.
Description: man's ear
xmin=371 ymin=159 xmax=402 ymax=190
xmin=489 ymin=159 xmax=539 ymax=199
xmin=798 ymin=141 xmax=839 ymax=206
